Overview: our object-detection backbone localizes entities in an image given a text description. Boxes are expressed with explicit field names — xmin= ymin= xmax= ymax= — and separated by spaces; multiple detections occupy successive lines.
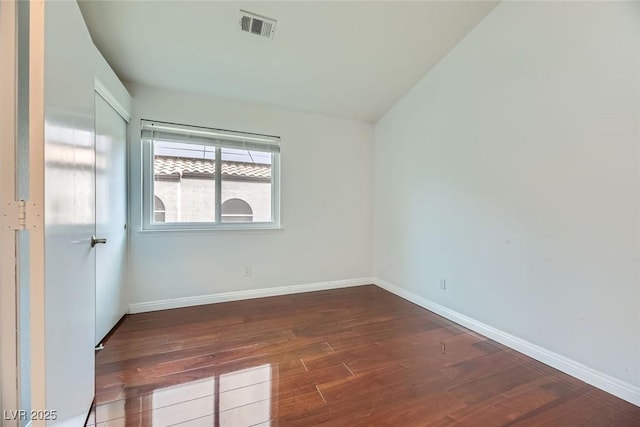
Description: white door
xmin=95 ymin=93 xmax=128 ymax=345
xmin=44 ymin=2 xmax=96 ymax=425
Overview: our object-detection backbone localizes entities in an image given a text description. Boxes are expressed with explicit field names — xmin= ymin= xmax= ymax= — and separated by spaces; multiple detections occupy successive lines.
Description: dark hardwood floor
xmin=90 ymin=285 xmax=640 ymax=426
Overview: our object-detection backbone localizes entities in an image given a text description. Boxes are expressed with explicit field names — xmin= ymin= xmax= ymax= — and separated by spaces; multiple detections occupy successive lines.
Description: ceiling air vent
xmin=239 ymin=10 xmax=276 ymax=39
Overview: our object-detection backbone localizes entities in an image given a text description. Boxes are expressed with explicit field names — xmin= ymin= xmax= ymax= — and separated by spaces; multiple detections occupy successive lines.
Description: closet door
xmin=94 ymin=92 xmax=128 ymax=345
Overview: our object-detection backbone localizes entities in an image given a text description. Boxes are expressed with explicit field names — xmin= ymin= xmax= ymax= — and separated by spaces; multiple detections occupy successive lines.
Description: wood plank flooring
xmin=90 ymin=285 xmax=640 ymax=426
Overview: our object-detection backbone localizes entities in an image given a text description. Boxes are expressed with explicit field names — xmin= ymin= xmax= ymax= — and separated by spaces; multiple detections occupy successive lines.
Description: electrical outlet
xmin=244 ymin=266 xmax=252 ymax=277
xmin=440 ymin=279 xmax=446 ymax=290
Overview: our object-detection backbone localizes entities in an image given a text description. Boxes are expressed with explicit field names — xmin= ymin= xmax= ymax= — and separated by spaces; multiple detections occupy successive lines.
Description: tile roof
xmin=154 ymin=156 xmax=271 ymax=180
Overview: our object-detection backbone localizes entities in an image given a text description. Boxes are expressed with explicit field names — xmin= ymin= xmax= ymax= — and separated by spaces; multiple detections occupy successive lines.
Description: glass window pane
xmin=221 ymin=149 xmax=272 ymax=223
xmin=154 ymin=140 xmax=216 ymax=159
xmin=153 ymin=140 xmax=216 ymax=223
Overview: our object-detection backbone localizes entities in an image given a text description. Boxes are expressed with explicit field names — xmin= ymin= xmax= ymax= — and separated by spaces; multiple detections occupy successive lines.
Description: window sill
xmin=136 ymin=224 xmax=284 ymax=235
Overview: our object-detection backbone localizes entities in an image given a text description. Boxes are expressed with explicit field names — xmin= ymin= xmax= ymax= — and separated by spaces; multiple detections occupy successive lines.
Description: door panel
xmin=95 ymin=93 xmax=127 ymax=344
xmin=44 ymin=1 xmax=96 ymax=425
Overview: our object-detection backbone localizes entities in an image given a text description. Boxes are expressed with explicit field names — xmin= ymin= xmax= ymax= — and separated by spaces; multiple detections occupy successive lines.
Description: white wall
xmin=374 ymin=0 xmax=640 ymax=391
xmin=128 ymin=84 xmax=373 ymax=304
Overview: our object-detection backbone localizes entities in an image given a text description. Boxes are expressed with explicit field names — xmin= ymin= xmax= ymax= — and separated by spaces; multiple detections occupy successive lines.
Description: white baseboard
xmin=373 ymin=277 xmax=640 ymax=408
xmin=129 ymin=277 xmax=374 ymax=314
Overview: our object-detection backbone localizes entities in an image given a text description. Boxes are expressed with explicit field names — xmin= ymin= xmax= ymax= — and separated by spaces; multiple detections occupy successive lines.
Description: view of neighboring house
xmin=153 ymin=155 xmax=272 ymax=223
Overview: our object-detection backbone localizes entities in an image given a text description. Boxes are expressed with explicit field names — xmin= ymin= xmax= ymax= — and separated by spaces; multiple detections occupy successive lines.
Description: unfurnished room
xmin=0 ymin=0 xmax=639 ymax=426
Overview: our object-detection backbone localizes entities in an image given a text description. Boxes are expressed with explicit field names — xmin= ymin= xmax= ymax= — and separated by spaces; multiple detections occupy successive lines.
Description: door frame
xmin=95 ymin=79 xmax=131 ymax=124
xmin=0 ymin=0 xmax=20 ymax=420
xmin=0 ymin=1 xmax=45 ymax=425
xmin=28 ymin=1 xmax=46 ymax=424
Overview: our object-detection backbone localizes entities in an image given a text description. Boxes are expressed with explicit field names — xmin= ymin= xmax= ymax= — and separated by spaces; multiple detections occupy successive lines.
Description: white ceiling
xmin=78 ymin=1 xmax=497 ymax=123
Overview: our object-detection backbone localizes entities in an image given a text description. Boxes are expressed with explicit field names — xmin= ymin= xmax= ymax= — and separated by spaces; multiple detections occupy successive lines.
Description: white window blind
xmin=141 ymin=120 xmax=280 ymax=153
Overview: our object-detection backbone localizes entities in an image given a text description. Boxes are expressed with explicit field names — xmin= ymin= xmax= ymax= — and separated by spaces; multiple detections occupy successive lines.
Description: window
xmin=142 ymin=120 xmax=280 ymax=230
xmin=221 ymin=198 xmax=253 ymax=222
xmin=154 ymin=196 xmax=166 ymax=223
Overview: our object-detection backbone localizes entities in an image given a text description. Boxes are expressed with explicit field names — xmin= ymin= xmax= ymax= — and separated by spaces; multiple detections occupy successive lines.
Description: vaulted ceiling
xmin=78 ymin=1 xmax=497 ymax=123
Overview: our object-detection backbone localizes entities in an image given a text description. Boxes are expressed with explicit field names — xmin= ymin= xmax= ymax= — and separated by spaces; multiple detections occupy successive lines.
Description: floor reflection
xmin=90 ymin=364 xmax=273 ymax=426
xmin=219 ymin=365 xmax=271 ymax=426
xmin=151 ymin=377 xmax=214 ymax=426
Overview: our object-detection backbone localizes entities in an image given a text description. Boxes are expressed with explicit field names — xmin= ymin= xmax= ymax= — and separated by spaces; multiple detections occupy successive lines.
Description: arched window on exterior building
xmin=221 ymin=198 xmax=253 ymax=222
xmin=154 ymin=196 xmax=166 ymax=223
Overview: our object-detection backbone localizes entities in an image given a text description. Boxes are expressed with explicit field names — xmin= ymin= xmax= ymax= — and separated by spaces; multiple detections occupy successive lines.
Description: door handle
xmin=91 ymin=235 xmax=107 ymax=248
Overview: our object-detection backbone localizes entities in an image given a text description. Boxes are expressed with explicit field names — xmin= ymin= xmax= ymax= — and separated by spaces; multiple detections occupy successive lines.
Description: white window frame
xmin=141 ymin=120 xmax=281 ymax=231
